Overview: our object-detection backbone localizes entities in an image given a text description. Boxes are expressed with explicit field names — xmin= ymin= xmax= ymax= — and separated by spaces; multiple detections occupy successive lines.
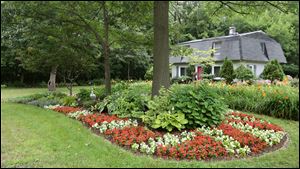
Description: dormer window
xmin=213 ymin=41 xmax=222 ymax=56
xmin=260 ymin=42 xmax=269 ymax=60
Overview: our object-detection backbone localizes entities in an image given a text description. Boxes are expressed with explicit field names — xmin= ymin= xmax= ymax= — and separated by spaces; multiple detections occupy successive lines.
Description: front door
xmin=197 ymin=66 xmax=202 ymax=80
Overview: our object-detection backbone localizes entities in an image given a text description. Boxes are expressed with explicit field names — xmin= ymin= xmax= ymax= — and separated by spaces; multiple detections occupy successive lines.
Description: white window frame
xmin=246 ymin=64 xmax=256 ymax=76
xmin=212 ymin=65 xmax=221 ymax=76
xmin=178 ymin=66 xmax=188 ymax=77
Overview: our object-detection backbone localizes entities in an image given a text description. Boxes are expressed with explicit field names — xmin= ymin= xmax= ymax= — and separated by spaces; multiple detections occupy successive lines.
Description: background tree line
xmin=1 ymin=1 xmax=299 ymax=90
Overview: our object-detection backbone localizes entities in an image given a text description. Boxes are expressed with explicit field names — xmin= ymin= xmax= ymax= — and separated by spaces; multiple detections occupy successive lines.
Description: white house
xmin=169 ymin=27 xmax=287 ymax=80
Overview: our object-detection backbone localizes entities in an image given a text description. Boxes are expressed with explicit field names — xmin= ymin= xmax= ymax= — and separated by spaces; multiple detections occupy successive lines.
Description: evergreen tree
xmin=219 ymin=57 xmax=235 ymax=84
xmin=261 ymin=59 xmax=285 ymax=81
xmin=234 ymin=64 xmax=254 ymax=81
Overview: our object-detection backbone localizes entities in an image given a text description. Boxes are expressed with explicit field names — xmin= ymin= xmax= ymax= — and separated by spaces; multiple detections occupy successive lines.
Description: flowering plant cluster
xmin=217 ymin=123 xmax=267 ymax=154
xmin=52 ymin=106 xmax=82 ymax=114
xmin=226 ymin=112 xmax=283 ymax=132
xmin=156 ymin=132 xmax=227 ymax=160
xmin=44 ymin=104 xmax=61 ymax=109
xmin=46 ymin=106 xmax=286 ymax=160
xmin=67 ymin=110 xmax=93 ymax=120
xmin=92 ymin=119 xmax=138 ymax=133
xmin=82 ymin=114 xmax=126 ymax=127
xmin=228 ymin=121 xmax=285 ymax=146
xmin=196 ymin=126 xmax=250 ymax=156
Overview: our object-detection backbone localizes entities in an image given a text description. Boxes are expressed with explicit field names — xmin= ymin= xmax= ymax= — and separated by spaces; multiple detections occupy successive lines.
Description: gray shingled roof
xmin=170 ymin=31 xmax=286 ymax=64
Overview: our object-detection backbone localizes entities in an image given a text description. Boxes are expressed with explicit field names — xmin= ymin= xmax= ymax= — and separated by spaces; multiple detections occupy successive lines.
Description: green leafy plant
xmin=170 ymin=84 xmax=228 ymax=128
xmin=234 ymin=64 xmax=254 ymax=81
xmin=219 ymin=57 xmax=235 ymax=84
xmin=261 ymin=59 xmax=285 ymax=82
xmin=60 ymin=96 xmax=77 ymax=106
xmin=151 ymin=112 xmax=188 ymax=132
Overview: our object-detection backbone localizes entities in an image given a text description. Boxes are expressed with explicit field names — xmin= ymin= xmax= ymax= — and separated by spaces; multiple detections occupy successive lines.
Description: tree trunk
xmin=102 ymin=1 xmax=111 ymax=95
xmin=127 ymin=61 xmax=130 ymax=80
xmin=152 ymin=1 xmax=170 ymax=97
xmin=48 ymin=65 xmax=58 ymax=91
xmin=67 ymin=83 xmax=73 ymax=96
xmin=20 ymin=72 xmax=24 ymax=84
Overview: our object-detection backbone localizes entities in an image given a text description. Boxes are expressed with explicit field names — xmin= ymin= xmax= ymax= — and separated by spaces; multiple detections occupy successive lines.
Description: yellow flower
xmin=262 ymin=91 xmax=266 ymax=97
xmin=284 ymin=96 xmax=289 ymax=100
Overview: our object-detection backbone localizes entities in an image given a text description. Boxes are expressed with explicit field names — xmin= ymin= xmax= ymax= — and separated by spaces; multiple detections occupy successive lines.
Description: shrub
xmin=150 ymin=112 xmax=188 ymax=132
xmin=219 ymin=57 xmax=235 ymax=84
xmin=60 ymin=96 xmax=77 ymax=106
xmin=93 ymin=82 xmax=151 ymax=118
xmin=144 ymin=66 xmax=153 ymax=80
xmin=282 ymin=64 xmax=299 ymax=78
xmin=234 ymin=64 xmax=254 ymax=81
xmin=76 ymin=89 xmax=92 ymax=101
xmin=261 ymin=59 xmax=285 ymax=82
xmin=289 ymin=78 xmax=299 ymax=88
xmin=170 ymin=84 xmax=228 ymax=128
xmin=205 ymin=82 xmax=299 ymax=120
xmin=27 ymin=97 xmax=60 ymax=107
xmin=171 ymin=76 xmax=192 ymax=84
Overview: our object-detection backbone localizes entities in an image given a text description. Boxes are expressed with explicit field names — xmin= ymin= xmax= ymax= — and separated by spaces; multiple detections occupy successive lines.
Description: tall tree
xmin=152 ymin=1 xmax=170 ymax=97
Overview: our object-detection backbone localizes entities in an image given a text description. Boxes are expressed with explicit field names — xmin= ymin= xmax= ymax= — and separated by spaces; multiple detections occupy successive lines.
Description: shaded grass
xmin=1 ymin=103 xmax=299 ymax=168
xmin=1 ymin=86 xmax=92 ymax=101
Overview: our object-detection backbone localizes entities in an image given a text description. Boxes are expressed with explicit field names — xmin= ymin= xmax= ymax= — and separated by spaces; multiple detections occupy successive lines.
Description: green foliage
xmin=261 ymin=59 xmax=285 ymax=81
xmin=92 ymin=82 xmax=151 ymax=118
xmin=282 ymin=64 xmax=299 ymax=77
xmin=140 ymin=88 xmax=188 ymax=132
xmin=27 ymin=97 xmax=60 ymax=107
xmin=219 ymin=57 xmax=235 ymax=84
xmin=76 ymin=89 xmax=91 ymax=102
xmin=151 ymin=112 xmax=188 ymax=132
xmin=170 ymin=84 xmax=228 ymax=128
xmin=206 ymin=82 xmax=299 ymax=120
xmin=171 ymin=76 xmax=192 ymax=84
xmin=289 ymin=78 xmax=299 ymax=88
xmin=60 ymin=96 xmax=77 ymax=107
xmin=234 ymin=64 xmax=254 ymax=81
xmin=144 ymin=66 xmax=153 ymax=80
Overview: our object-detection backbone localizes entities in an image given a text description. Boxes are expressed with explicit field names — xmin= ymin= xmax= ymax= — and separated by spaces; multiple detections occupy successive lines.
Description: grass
xmin=1 ymin=88 xmax=299 ymax=168
xmin=1 ymin=86 xmax=92 ymax=101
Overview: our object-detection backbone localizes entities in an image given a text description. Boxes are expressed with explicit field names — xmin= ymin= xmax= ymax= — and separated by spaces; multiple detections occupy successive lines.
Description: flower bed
xmin=45 ymin=106 xmax=287 ymax=161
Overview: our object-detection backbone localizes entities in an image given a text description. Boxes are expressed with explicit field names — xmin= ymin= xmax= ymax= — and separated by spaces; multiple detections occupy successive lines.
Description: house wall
xmin=171 ymin=64 xmax=189 ymax=78
xmin=212 ymin=61 xmax=266 ymax=77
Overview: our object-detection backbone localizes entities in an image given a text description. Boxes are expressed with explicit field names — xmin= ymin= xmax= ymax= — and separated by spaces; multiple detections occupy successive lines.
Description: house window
xmin=260 ymin=42 xmax=269 ymax=60
xmin=213 ymin=66 xmax=221 ymax=76
xmin=213 ymin=41 xmax=222 ymax=56
xmin=179 ymin=66 xmax=187 ymax=77
xmin=246 ymin=64 xmax=256 ymax=76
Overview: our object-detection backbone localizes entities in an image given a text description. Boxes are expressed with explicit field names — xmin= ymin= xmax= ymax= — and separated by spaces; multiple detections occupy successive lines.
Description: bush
xmin=141 ymin=88 xmax=188 ymax=131
xmin=93 ymin=82 xmax=151 ymax=118
xmin=171 ymin=76 xmax=192 ymax=84
xmin=170 ymin=84 xmax=228 ymax=128
xmin=289 ymin=78 xmax=299 ymax=88
xmin=93 ymin=79 xmax=105 ymax=85
xmin=60 ymin=96 xmax=78 ymax=106
xmin=261 ymin=59 xmax=285 ymax=82
xmin=282 ymin=64 xmax=299 ymax=78
xmin=234 ymin=64 xmax=254 ymax=81
xmin=205 ymin=82 xmax=299 ymax=121
xmin=28 ymin=97 xmax=60 ymax=107
xmin=144 ymin=66 xmax=153 ymax=80
xmin=219 ymin=57 xmax=235 ymax=84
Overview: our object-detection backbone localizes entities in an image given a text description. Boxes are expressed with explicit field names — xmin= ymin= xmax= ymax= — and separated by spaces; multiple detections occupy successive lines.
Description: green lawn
xmin=1 ymin=86 xmax=92 ymax=101
xmin=1 ymin=88 xmax=299 ymax=168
